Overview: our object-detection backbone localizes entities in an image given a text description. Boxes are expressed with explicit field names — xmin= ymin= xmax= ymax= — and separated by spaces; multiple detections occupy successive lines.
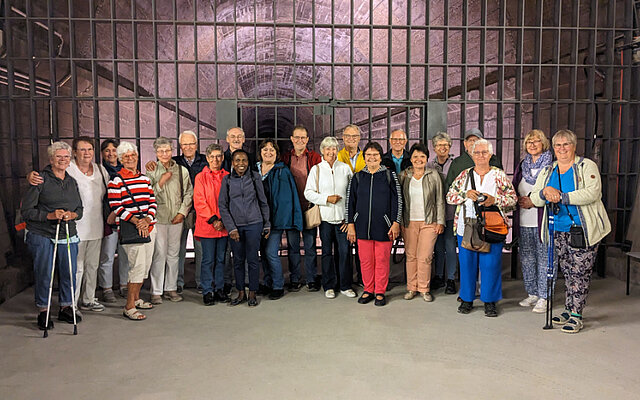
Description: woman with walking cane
xmin=531 ymin=129 xmax=611 ymax=333
xmin=21 ymin=141 xmax=83 ymax=332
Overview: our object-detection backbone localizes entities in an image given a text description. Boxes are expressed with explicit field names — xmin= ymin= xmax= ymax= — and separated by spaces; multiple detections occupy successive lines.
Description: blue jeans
xmin=457 ymin=235 xmax=503 ymax=303
xmin=230 ymin=223 xmax=263 ymax=292
xmin=199 ymin=236 xmax=228 ymax=295
xmin=27 ymin=231 xmax=78 ymax=309
xmin=261 ymin=229 xmax=284 ymax=290
xmin=319 ymin=222 xmax=351 ymax=291
xmin=286 ymin=228 xmax=317 ymax=284
xmin=434 ymin=219 xmax=458 ymax=280
xmin=520 ymin=226 xmax=553 ymax=299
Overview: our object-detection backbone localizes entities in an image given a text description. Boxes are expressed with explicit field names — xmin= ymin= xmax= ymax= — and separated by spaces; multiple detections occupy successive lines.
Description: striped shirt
xmin=108 ymin=168 xmax=157 ymax=226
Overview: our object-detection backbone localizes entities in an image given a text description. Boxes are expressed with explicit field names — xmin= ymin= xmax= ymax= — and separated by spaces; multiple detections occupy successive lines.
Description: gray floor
xmin=1 ymin=278 xmax=639 ymax=400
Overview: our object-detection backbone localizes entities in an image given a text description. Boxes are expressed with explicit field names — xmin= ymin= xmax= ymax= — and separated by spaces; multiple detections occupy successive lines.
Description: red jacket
xmin=281 ymin=147 xmax=322 ymax=172
xmin=193 ymin=166 xmax=229 ymax=239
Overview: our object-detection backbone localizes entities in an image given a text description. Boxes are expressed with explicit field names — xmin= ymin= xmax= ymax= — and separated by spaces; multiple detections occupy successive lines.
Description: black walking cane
xmin=43 ymin=221 xmax=61 ymax=338
xmin=543 ymin=202 xmax=559 ymax=330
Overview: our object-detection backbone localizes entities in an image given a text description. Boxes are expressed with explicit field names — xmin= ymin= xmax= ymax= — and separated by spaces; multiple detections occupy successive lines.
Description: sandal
xmin=358 ymin=291 xmax=374 ymax=304
xmin=134 ymin=299 xmax=153 ymax=309
xmin=123 ymin=307 xmax=146 ymax=321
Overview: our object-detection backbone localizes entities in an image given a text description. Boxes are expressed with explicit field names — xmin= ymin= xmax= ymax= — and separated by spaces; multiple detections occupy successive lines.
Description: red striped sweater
xmin=108 ymin=168 xmax=157 ymax=227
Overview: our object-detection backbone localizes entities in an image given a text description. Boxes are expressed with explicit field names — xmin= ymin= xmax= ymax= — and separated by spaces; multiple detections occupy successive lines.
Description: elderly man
xmin=381 ymin=129 xmax=412 ymax=174
xmin=444 ymin=128 xmax=503 ymax=190
xmin=146 ymin=130 xmax=207 ymax=293
xmin=222 ymin=127 xmax=256 ymax=172
xmin=281 ymin=125 xmax=322 ymax=291
xmin=337 ymin=124 xmax=365 ymax=173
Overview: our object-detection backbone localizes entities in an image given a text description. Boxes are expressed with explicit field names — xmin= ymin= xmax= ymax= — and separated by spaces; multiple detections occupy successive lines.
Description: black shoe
xmin=177 ymin=286 xmax=184 ymax=294
xmin=445 ymin=279 xmax=457 ymax=295
xmin=214 ymin=290 xmax=230 ymax=303
xmin=307 ymin=282 xmax=320 ymax=292
xmin=37 ymin=311 xmax=54 ymax=330
xmin=374 ymin=294 xmax=387 ymax=307
xmin=203 ymin=292 xmax=215 ymax=306
xmin=431 ymin=276 xmax=445 ymax=290
xmin=248 ymin=291 xmax=258 ymax=307
xmin=484 ymin=302 xmax=498 ymax=317
xmin=457 ymin=301 xmax=473 ymax=314
xmin=358 ymin=291 xmax=374 ymax=304
xmin=257 ymin=284 xmax=272 ymax=295
xmin=223 ymin=283 xmax=232 ymax=296
xmin=229 ymin=292 xmax=246 ymax=306
xmin=288 ymin=282 xmax=303 ymax=292
xmin=58 ymin=307 xmax=82 ymax=323
xmin=268 ymin=289 xmax=284 ymax=300
xmin=196 ymin=286 xmax=203 ymax=294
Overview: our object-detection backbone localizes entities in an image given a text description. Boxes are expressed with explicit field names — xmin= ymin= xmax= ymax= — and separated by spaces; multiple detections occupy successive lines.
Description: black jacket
xmin=174 ymin=152 xmax=208 ymax=185
xmin=21 ymin=165 xmax=84 ymax=239
xmin=381 ymin=149 xmax=412 ymax=174
xmin=222 ymin=149 xmax=257 ymax=173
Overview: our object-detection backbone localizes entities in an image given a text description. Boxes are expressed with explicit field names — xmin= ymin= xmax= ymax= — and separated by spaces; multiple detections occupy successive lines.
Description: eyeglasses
xmin=157 ymin=149 xmax=173 ymax=154
xmin=54 ymin=155 xmax=71 ymax=160
xmin=389 ymin=138 xmax=406 ymax=142
xmin=227 ymin=135 xmax=244 ymax=140
xmin=208 ymin=154 xmax=223 ymax=159
xmin=435 ymin=143 xmax=450 ymax=148
xmin=291 ymin=136 xmax=308 ymax=141
xmin=343 ymin=134 xmax=360 ymax=139
xmin=553 ymin=142 xmax=572 ymax=149
xmin=473 ymin=151 xmax=490 ymax=157
xmin=526 ymin=140 xmax=542 ymax=146
xmin=180 ymin=142 xmax=197 ymax=147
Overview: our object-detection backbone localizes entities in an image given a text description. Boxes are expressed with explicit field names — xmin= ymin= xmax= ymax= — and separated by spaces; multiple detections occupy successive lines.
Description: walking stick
xmin=543 ymin=202 xmax=559 ymax=330
xmin=43 ymin=221 xmax=61 ymax=338
xmin=65 ymin=220 xmax=78 ymax=335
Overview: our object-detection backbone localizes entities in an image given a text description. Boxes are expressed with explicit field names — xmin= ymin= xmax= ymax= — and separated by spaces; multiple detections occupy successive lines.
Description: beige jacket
xmin=531 ymin=156 xmax=611 ymax=246
xmin=147 ymin=160 xmax=193 ymax=225
xmin=398 ymin=167 xmax=445 ymax=227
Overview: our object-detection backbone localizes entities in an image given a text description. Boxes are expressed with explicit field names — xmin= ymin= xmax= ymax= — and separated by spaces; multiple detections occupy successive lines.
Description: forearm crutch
xmin=543 ymin=202 xmax=558 ymax=330
xmin=43 ymin=221 xmax=61 ymax=338
xmin=65 ymin=220 xmax=78 ymax=335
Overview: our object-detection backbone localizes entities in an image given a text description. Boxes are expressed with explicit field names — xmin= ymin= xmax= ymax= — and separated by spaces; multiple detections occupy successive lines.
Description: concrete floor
xmin=1 ymin=277 xmax=639 ymax=400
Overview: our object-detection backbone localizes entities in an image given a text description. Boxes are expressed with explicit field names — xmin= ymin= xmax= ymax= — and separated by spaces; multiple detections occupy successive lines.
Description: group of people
xmin=21 ymin=123 xmax=610 ymax=334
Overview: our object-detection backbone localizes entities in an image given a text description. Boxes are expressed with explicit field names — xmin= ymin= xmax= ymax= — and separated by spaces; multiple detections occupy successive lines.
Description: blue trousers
xmin=260 ymin=229 xmax=285 ymax=290
xmin=27 ymin=231 xmax=78 ymax=309
xmin=199 ymin=236 xmax=228 ymax=295
xmin=457 ymin=235 xmax=503 ymax=303
xmin=434 ymin=219 xmax=458 ymax=280
xmin=286 ymin=227 xmax=318 ymax=284
xmin=519 ymin=226 xmax=553 ymax=299
xmin=230 ymin=223 xmax=262 ymax=292
xmin=319 ymin=222 xmax=351 ymax=291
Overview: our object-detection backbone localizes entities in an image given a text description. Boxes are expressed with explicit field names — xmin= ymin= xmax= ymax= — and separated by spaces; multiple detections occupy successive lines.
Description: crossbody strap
xmin=555 ymin=165 xmax=578 ymax=225
xmin=178 ymin=162 xmax=185 ymax=202
xmin=117 ymin=174 xmax=143 ymax=216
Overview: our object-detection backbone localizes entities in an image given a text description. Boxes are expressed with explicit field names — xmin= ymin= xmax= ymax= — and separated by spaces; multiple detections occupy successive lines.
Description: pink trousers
xmin=402 ymin=222 xmax=439 ymax=292
xmin=357 ymin=239 xmax=393 ymax=294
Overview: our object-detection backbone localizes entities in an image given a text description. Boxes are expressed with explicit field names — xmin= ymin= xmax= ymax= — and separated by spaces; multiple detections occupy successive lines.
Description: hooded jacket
xmin=218 ymin=169 xmax=270 ymax=233
xmin=260 ymin=162 xmax=303 ymax=231
xmin=193 ymin=166 xmax=229 ymax=238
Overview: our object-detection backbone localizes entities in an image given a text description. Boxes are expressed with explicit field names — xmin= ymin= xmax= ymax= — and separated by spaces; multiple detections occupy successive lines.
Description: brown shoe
xmin=163 ymin=291 xmax=183 ymax=302
xmin=150 ymin=295 xmax=163 ymax=305
xmin=422 ymin=292 xmax=434 ymax=302
xmin=403 ymin=291 xmax=417 ymax=300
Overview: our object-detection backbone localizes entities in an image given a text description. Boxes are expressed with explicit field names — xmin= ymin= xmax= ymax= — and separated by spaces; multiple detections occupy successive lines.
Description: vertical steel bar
xmin=90 ymin=0 xmax=100 ymax=143
xmin=46 ymin=0 xmax=58 ymax=139
xmin=111 ymin=0 xmax=120 ymax=140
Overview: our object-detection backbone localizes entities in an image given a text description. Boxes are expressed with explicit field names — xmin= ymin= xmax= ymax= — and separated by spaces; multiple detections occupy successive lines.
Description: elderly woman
xmin=398 ymin=143 xmax=445 ymax=302
xmin=346 ymin=142 xmax=402 ymax=306
xmin=193 ymin=143 xmax=230 ymax=306
xmin=305 ymin=136 xmax=354 ymax=298
xmin=447 ymin=139 xmax=517 ymax=317
xmin=428 ymin=132 xmax=458 ymax=294
xmin=257 ymin=139 xmax=303 ymax=300
xmin=513 ymin=130 xmax=554 ymax=313
xmin=531 ymin=129 xmax=611 ymax=333
xmin=108 ymin=141 xmax=157 ymax=321
xmin=219 ymin=149 xmax=271 ymax=307
xmin=146 ymin=137 xmax=193 ymax=304
xmin=22 ymin=141 xmax=84 ymax=330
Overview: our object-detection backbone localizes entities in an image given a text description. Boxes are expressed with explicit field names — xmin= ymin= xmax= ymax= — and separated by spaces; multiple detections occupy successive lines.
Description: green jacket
xmin=444 ymin=151 xmax=502 ymax=190
xmin=147 ymin=160 xmax=193 ymax=225
xmin=530 ymin=156 xmax=611 ymax=246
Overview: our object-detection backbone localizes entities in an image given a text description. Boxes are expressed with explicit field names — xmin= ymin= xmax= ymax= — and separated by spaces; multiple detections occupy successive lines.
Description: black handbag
xmin=117 ymin=174 xmax=151 ymax=245
xmin=556 ymin=166 xmax=586 ymax=249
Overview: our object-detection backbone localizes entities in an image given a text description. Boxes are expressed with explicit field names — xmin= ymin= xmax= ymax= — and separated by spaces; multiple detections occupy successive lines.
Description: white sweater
xmin=67 ymin=161 xmax=107 ymax=241
xmin=304 ymin=159 xmax=353 ymax=224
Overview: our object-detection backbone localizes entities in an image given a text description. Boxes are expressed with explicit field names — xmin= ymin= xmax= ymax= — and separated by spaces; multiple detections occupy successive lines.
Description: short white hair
xmin=226 ymin=127 xmax=245 ymax=136
xmin=471 ymin=139 xmax=494 ymax=155
xmin=432 ymin=132 xmax=452 ymax=147
xmin=47 ymin=141 xmax=72 ymax=159
xmin=116 ymin=141 xmax=139 ymax=160
xmin=179 ymin=130 xmax=197 ymax=143
xmin=319 ymin=136 xmax=339 ymax=153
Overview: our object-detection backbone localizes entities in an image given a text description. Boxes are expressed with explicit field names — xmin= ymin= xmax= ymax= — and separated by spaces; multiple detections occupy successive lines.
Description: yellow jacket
xmin=337 ymin=147 xmax=365 ymax=173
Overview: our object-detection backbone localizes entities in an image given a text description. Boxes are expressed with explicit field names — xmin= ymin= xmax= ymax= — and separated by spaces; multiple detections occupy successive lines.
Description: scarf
xmin=522 ymin=150 xmax=553 ymax=185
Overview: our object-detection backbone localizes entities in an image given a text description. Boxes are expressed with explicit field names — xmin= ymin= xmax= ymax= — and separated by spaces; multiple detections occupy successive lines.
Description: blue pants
xmin=27 ymin=231 xmax=78 ymax=309
xmin=519 ymin=226 xmax=553 ymax=299
xmin=434 ymin=219 xmax=458 ymax=280
xmin=199 ymin=236 xmax=228 ymax=295
xmin=457 ymin=235 xmax=503 ymax=303
xmin=286 ymin=227 xmax=318 ymax=284
xmin=319 ymin=222 xmax=351 ymax=291
xmin=260 ymin=229 xmax=284 ymax=290
xmin=230 ymin=223 xmax=262 ymax=292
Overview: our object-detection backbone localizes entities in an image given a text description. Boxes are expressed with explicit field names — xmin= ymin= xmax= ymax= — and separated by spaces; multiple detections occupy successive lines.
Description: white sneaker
xmin=532 ymin=298 xmax=547 ymax=313
xmin=340 ymin=289 xmax=357 ymax=298
xmin=325 ymin=289 xmax=336 ymax=299
xmin=79 ymin=299 xmax=105 ymax=312
xmin=519 ymin=295 xmax=539 ymax=307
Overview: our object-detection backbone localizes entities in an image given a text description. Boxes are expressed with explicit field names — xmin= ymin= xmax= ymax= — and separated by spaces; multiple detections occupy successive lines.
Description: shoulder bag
xmin=117 ymin=174 xmax=151 ymax=245
xmin=304 ymin=165 xmax=322 ymax=229
xmin=556 ymin=166 xmax=586 ymax=248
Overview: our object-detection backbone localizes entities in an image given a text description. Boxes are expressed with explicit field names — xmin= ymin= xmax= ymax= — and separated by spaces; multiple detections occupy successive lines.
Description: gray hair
xmin=116 ymin=141 xmax=139 ymax=160
xmin=179 ymin=130 xmax=197 ymax=143
xmin=343 ymin=124 xmax=361 ymax=135
xmin=471 ymin=139 xmax=494 ymax=156
xmin=153 ymin=136 xmax=174 ymax=151
xmin=390 ymin=129 xmax=407 ymax=139
xmin=552 ymin=129 xmax=577 ymax=148
xmin=47 ymin=141 xmax=72 ymax=159
xmin=226 ymin=127 xmax=245 ymax=136
xmin=205 ymin=143 xmax=223 ymax=156
xmin=319 ymin=136 xmax=340 ymax=153
xmin=432 ymin=132 xmax=452 ymax=147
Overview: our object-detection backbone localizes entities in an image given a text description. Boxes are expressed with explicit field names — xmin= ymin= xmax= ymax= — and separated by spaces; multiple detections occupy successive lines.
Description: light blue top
xmin=548 ymin=167 xmax=582 ymax=232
